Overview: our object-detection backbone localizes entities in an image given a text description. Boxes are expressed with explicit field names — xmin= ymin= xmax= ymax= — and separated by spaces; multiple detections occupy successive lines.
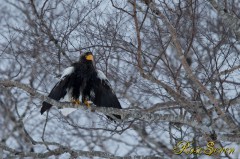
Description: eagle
xmin=40 ymin=52 xmax=122 ymax=120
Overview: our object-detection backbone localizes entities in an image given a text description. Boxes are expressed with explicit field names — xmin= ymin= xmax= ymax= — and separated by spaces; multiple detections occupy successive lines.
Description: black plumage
xmin=83 ymin=70 xmax=122 ymax=119
xmin=40 ymin=52 xmax=122 ymax=120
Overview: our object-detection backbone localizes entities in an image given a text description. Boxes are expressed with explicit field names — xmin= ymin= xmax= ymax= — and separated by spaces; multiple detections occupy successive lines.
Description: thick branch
xmin=129 ymin=0 xmax=196 ymax=116
xmin=0 ymin=80 xmax=211 ymax=133
xmin=0 ymin=141 xmax=126 ymax=158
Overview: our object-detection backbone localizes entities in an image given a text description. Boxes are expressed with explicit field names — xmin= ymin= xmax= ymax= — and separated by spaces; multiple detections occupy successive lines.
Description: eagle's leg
xmin=84 ymin=99 xmax=91 ymax=108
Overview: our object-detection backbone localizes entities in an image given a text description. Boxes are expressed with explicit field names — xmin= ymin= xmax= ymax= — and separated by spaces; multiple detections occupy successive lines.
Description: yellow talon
xmin=84 ymin=100 xmax=91 ymax=108
xmin=71 ymin=98 xmax=80 ymax=105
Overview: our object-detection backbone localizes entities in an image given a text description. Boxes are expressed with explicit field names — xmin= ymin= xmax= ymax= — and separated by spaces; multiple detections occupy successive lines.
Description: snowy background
xmin=1 ymin=0 xmax=240 ymax=158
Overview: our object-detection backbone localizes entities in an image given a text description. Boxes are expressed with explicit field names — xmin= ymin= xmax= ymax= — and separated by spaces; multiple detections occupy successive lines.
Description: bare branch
xmin=0 ymin=80 xmax=212 ymax=133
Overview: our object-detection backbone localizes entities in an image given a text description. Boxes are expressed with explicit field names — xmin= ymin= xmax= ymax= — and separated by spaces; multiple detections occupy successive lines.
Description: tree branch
xmin=207 ymin=0 xmax=240 ymax=39
xmin=0 ymin=141 xmax=128 ymax=158
xmin=139 ymin=0 xmax=240 ymax=131
xmin=0 ymin=80 xmax=212 ymax=134
xmin=29 ymin=0 xmax=72 ymax=63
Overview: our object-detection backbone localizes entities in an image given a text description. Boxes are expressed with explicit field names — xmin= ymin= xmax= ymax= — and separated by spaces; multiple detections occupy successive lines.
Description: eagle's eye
xmin=85 ymin=54 xmax=93 ymax=61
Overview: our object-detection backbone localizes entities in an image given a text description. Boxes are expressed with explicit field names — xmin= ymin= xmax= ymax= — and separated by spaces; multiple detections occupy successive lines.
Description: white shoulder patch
xmin=97 ymin=70 xmax=108 ymax=80
xmin=61 ymin=67 xmax=74 ymax=79
xmin=97 ymin=70 xmax=112 ymax=89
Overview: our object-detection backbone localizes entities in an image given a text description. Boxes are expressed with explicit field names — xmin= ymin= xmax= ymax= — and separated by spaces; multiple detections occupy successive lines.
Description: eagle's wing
xmin=88 ymin=70 xmax=122 ymax=120
xmin=40 ymin=67 xmax=75 ymax=114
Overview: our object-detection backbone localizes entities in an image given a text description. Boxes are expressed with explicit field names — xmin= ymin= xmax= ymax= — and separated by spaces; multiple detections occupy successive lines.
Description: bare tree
xmin=1 ymin=0 xmax=240 ymax=158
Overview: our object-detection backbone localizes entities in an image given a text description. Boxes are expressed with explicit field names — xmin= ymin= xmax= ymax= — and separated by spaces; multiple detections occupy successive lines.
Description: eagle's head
xmin=79 ymin=51 xmax=94 ymax=64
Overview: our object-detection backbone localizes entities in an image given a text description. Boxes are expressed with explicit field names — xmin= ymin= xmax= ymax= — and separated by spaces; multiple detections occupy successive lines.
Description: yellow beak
xmin=85 ymin=54 xmax=93 ymax=61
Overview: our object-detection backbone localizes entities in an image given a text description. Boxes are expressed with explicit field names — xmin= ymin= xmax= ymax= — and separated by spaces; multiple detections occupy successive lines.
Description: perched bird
xmin=41 ymin=52 xmax=122 ymax=120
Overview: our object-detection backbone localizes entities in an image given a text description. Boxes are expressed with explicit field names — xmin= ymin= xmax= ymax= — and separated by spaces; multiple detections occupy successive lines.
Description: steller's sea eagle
xmin=40 ymin=52 xmax=122 ymax=120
